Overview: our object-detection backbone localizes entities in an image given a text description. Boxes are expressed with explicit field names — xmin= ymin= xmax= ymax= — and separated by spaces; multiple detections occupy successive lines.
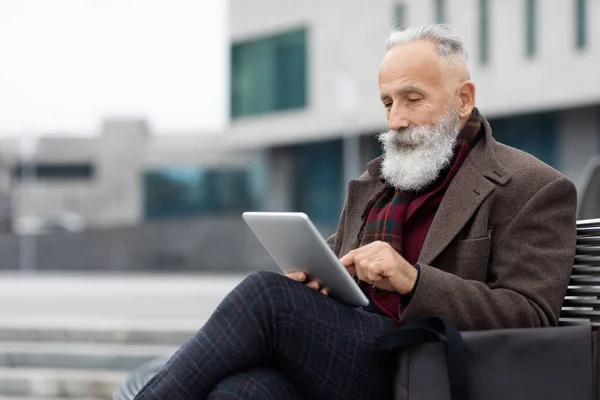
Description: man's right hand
xmin=285 ymin=272 xmax=329 ymax=296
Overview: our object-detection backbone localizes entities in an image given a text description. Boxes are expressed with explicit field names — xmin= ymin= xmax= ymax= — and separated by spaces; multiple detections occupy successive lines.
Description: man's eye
xmin=407 ymin=98 xmax=422 ymax=103
xmin=383 ymin=103 xmax=392 ymax=109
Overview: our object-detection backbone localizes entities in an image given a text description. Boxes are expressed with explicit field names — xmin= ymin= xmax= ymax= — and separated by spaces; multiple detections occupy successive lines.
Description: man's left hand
xmin=339 ymin=241 xmax=418 ymax=295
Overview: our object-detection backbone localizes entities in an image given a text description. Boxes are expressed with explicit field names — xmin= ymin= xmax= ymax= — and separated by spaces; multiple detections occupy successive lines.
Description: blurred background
xmin=0 ymin=0 xmax=598 ymax=398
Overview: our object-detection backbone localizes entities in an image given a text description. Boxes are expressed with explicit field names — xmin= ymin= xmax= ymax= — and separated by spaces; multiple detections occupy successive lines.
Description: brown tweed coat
xmin=327 ymin=116 xmax=577 ymax=331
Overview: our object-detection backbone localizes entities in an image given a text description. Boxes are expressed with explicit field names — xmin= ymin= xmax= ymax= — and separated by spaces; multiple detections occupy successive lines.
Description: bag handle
xmin=375 ymin=316 xmax=469 ymax=400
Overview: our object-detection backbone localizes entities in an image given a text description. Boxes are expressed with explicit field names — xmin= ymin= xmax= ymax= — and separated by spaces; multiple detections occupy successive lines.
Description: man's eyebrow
xmin=380 ymin=85 xmax=427 ymax=102
xmin=397 ymin=84 xmax=426 ymax=95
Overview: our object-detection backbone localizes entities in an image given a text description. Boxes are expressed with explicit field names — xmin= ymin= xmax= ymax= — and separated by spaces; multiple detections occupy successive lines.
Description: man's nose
xmin=388 ymin=108 xmax=410 ymax=131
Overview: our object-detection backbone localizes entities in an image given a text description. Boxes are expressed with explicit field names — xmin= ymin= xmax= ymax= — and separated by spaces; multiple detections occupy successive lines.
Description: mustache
xmin=378 ymin=127 xmax=429 ymax=148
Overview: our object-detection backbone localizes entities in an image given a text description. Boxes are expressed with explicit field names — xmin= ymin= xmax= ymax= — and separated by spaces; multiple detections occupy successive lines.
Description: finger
xmin=345 ymin=263 xmax=356 ymax=276
xmin=355 ymin=256 xmax=381 ymax=277
xmin=286 ymin=272 xmax=306 ymax=282
xmin=320 ymin=288 xmax=329 ymax=296
xmin=355 ymin=264 xmax=371 ymax=284
xmin=366 ymin=264 xmax=384 ymax=282
xmin=354 ymin=247 xmax=381 ymax=265
xmin=307 ymin=280 xmax=320 ymax=290
xmin=339 ymin=251 xmax=355 ymax=266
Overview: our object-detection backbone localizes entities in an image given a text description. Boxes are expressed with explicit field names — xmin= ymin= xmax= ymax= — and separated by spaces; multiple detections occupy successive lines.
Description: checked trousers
xmin=133 ymin=271 xmax=397 ymax=400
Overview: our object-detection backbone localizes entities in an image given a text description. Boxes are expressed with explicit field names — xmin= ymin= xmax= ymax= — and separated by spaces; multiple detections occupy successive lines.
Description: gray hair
xmin=385 ymin=24 xmax=469 ymax=70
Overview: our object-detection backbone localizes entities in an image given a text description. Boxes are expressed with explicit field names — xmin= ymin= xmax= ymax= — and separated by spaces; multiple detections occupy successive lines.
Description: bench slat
xmin=559 ymin=320 xmax=600 ymax=327
xmin=559 ymin=309 xmax=600 ymax=319
xmin=576 ymin=246 xmax=600 ymax=255
xmin=566 ymin=288 xmax=600 ymax=296
xmin=562 ymin=298 xmax=600 ymax=307
xmin=577 ymin=227 xmax=600 ymax=236
xmin=571 ymin=266 xmax=600 ymax=275
xmin=574 ymin=256 xmax=600 ymax=266
xmin=578 ymin=237 xmax=600 ymax=245
xmin=577 ymin=219 xmax=600 ymax=227
xmin=570 ymin=276 xmax=600 ymax=284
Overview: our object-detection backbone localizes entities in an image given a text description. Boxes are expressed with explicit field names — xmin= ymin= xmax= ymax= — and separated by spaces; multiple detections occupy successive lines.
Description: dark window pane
xmin=435 ymin=0 xmax=446 ymax=23
xmin=275 ymin=29 xmax=307 ymax=110
xmin=576 ymin=0 xmax=587 ymax=49
xmin=231 ymin=28 xmax=307 ymax=118
xmin=143 ymin=167 xmax=256 ymax=220
xmin=13 ymin=163 xmax=94 ymax=180
xmin=360 ymin=134 xmax=383 ymax=167
xmin=479 ymin=0 xmax=490 ymax=64
xmin=525 ymin=0 xmax=537 ymax=57
xmin=490 ymin=111 xmax=559 ymax=168
xmin=395 ymin=4 xmax=406 ymax=28
xmin=292 ymin=140 xmax=343 ymax=225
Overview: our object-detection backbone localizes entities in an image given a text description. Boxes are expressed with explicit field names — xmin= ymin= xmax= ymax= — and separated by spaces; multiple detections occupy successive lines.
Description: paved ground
xmin=0 ymin=272 xmax=247 ymax=327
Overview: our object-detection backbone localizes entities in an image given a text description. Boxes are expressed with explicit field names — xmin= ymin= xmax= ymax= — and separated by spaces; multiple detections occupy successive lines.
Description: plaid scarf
xmin=357 ymin=108 xmax=484 ymax=321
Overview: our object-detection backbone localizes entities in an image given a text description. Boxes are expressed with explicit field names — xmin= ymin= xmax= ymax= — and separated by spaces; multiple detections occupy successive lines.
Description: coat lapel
xmin=419 ymin=118 xmax=511 ymax=265
xmin=343 ymin=158 xmax=385 ymax=254
xmin=417 ymin=157 xmax=495 ymax=265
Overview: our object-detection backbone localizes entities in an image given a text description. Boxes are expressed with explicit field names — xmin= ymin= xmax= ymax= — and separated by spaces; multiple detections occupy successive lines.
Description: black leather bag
xmin=376 ymin=317 xmax=597 ymax=400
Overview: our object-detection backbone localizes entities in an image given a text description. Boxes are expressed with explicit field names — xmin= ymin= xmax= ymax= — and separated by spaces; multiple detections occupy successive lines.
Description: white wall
xmin=0 ymin=0 xmax=228 ymax=138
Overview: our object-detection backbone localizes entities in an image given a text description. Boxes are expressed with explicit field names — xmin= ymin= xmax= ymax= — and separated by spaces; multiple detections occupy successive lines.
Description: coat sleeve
xmin=326 ymin=198 xmax=348 ymax=257
xmin=398 ymin=176 xmax=577 ymax=330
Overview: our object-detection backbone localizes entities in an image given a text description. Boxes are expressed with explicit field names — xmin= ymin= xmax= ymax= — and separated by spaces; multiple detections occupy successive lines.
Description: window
xmin=575 ymin=0 xmax=587 ymax=49
xmin=525 ymin=0 xmax=537 ymax=57
xmin=231 ymin=28 xmax=307 ymax=118
xmin=490 ymin=111 xmax=559 ymax=168
xmin=394 ymin=4 xmax=406 ymax=28
xmin=13 ymin=163 xmax=94 ymax=180
xmin=292 ymin=140 xmax=343 ymax=226
xmin=360 ymin=134 xmax=383 ymax=167
xmin=435 ymin=0 xmax=446 ymax=24
xmin=143 ymin=167 xmax=257 ymax=220
xmin=479 ymin=0 xmax=490 ymax=64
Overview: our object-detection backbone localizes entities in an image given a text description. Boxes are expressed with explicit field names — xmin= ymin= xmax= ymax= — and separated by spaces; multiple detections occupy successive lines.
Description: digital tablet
xmin=242 ymin=212 xmax=369 ymax=307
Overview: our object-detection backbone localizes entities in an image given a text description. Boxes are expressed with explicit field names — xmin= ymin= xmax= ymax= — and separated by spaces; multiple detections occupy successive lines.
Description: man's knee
xmin=237 ymin=271 xmax=308 ymax=315
xmin=246 ymin=270 xmax=287 ymax=285
xmin=242 ymin=271 xmax=294 ymax=297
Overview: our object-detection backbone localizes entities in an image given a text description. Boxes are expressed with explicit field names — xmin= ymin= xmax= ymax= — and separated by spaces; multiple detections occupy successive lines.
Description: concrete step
xmin=0 ymin=319 xmax=200 ymax=345
xmin=0 ymin=342 xmax=176 ymax=370
xmin=0 ymin=368 xmax=125 ymax=399
xmin=0 ymin=273 xmax=242 ymax=321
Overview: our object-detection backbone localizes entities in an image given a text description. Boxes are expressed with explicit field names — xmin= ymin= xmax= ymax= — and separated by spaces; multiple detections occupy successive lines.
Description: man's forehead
xmin=378 ymin=41 xmax=442 ymax=85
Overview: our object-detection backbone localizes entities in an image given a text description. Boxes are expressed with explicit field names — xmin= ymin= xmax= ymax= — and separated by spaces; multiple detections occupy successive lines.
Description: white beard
xmin=378 ymin=108 xmax=460 ymax=192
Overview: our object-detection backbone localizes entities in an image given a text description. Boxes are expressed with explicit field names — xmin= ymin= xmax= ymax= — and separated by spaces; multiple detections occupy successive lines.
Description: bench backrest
xmin=559 ymin=218 xmax=600 ymax=325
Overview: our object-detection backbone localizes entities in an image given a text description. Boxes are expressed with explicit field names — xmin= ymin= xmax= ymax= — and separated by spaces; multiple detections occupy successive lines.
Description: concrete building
xmin=1 ymin=0 xmax=599 ymax=234
xmin=0 ymin=121 xmax=253 ymax=233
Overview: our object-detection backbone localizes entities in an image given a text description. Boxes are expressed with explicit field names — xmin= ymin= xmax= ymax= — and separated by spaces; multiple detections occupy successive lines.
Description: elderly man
xmin=133 ymin=25 xmax=576 ymax=400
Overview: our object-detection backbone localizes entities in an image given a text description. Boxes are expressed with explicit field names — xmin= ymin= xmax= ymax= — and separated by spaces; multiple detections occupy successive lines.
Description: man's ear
xmin=457 ymin=81 xmax=476 ymax=118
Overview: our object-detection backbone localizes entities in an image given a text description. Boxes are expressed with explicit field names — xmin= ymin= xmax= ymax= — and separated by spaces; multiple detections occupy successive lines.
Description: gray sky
xmin=0 ymin=0 xmax=227 ymax=138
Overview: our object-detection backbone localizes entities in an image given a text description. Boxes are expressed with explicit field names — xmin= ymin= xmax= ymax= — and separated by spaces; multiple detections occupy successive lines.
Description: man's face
xmin=378 ymin=40 xmax=456 ymax=131
xmin=377 ymin=40 xmax=463 ymax=192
